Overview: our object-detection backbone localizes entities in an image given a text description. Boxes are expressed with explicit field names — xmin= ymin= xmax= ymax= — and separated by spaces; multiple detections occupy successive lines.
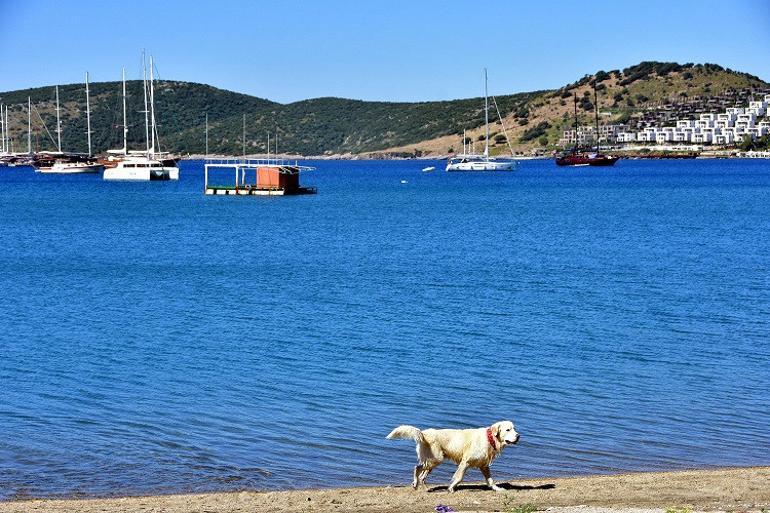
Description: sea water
xmin=1 ymin=159 xmax=769 ymax=498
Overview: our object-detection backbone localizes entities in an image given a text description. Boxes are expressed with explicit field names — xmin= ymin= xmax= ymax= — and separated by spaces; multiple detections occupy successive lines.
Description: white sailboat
xmin=0 ymin=103 xmax=9 ymax=165
xmin=43 ymin=73 xmax=105 ymax=174
xmin=104 ymin=55 xmax=179 ymax=181
xmin=446 ymin=69 xmax=516 ymax=172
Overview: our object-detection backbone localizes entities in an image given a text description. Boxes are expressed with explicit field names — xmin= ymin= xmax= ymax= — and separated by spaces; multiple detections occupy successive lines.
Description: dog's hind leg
xmin=417 ymin=464 xmax=435 ymax=489
xmin=480 ymin=465 xmax=503 ymax=492
xmin=447 ymin=461 xmax=468 ymax=493
xmin=412 ymin=465 xmax=423 ymax=489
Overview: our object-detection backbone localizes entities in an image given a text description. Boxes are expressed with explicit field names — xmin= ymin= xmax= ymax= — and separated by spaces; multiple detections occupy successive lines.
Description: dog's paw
xmin=447 ymin=487 xmax=456 ymax=493
xmin=491 ymin=485 xmax=504 ymax=493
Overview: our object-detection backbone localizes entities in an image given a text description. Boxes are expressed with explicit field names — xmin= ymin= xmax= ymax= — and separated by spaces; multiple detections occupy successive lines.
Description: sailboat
xmin=41 ymin=73 xmax=105 ymax=174
xmin=446 ymin=69 xmax=516 ymax=172
xmin=0 ymin=103 xmax=12 ymax=166
xmin=104 ymin=55 xmax=179 ymax=181
xmin=555 ymin=82 xmax=619 ymax=167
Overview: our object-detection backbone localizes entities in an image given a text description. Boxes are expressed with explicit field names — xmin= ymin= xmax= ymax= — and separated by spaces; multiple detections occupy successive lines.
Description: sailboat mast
xmin=1 ymin=103 xmax=5 ymax=153
xmin=573 ymin=93 xmax=578 ymax=150
xmin=122 ymin=67 xmax=128 ymax=155
xmin=593 ymin=80 xmax=600 ymax=151
xmin=149 ymin=55 xmax=156 ymax=157
xmin=142 ymin=55 xmax=150 ymax=156
xmin=205 ymin=112 xmax=209 ymax=157
xmin=484 ymin=68 xmax=489 ymax=158
xmin=242 ymin=114 xmax=246 ymax=159
xmin=55 ymin=85 xmax=62 ymax=152
xmin=27 ymin=97 xmax=32 ymax=154
xmin=85 ymin=72 xmax=92 ymax=157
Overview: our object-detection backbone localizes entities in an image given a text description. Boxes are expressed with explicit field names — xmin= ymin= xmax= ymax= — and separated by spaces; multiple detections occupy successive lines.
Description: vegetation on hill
xmin=0 ymin=81 xmax=276 ymax=154
xmin=0 ymin=81 xmax=540 ymax=155
xmin=387 ymin=61 xmax=769 ymax=155
xmin=0 ymin=61 xmax=766 ymax=156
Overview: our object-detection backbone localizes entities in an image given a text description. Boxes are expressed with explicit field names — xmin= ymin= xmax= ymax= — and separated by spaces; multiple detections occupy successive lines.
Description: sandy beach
xmin=1 ymin=467 xmax=768 ymax=513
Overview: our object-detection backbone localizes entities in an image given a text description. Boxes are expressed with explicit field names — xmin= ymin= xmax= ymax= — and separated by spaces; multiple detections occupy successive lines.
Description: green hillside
xmin=0 ymin=80 xmax=539 ymax=156
xmin=0 ymin=81 xmax=276 ymax=155
xmin=0 ymin=61 xmax=767 ymax=156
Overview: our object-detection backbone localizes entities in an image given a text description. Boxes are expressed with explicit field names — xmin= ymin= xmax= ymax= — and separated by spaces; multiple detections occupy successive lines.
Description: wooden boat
xmin=37 ymin=74 xmax=104 ymax=174
xmin=556 ymin=83 xmax=618 ymax=167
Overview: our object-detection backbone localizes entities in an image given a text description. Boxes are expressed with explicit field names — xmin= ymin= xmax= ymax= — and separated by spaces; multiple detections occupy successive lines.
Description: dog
xmin=387 ymin=420 xmax=520 ymax=492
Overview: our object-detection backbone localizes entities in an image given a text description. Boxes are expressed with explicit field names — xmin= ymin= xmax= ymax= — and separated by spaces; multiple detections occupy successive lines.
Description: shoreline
xmin=178 ymin=152 xmax=770 ymax=161
xmin=2 ymin=466 xmax=768 ymax=513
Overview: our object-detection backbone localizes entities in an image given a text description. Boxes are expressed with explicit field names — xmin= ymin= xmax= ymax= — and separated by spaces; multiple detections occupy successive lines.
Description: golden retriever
xmin=387 ymin=420 xmax=520 ymax=492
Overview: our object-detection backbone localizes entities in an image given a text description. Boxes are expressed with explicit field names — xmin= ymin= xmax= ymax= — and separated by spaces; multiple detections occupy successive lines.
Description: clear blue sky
xmin=1 ymin=0 xmax=769 ymax=103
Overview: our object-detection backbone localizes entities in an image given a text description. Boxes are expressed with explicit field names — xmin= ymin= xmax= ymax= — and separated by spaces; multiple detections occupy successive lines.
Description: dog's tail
xmin=386 ymin=425 xmax=425 ymax=443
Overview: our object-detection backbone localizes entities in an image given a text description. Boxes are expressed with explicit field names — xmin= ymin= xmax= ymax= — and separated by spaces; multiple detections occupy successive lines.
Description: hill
xmin=386 ymin=62 xmax=769 ymax=155
xmin=0 ymin=80 xmax=539 ymax=156
xmin=0 ymin=62 xmax=767 ymax=156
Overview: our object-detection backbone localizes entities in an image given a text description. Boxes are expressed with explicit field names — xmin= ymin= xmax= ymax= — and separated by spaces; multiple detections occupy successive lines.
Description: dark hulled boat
xmin=556 ymin=82 xmax=619 ymax=167
xmin=555 ymin=151 xmax=619 ymax=166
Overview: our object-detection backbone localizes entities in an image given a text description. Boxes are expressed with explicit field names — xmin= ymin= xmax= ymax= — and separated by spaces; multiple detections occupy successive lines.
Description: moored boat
xmin=446 ymin=155 xmax=516 ymax=171
xmin=44 ymin=161 xmax=104 ymax=174
xmin=37 ymin=74 xmax=104 ymax=174
xmin=103 ymin=56 xmax=179 ymax=181
xmin=103 ymin=156 xmax=178 ymax=181
xmin=556 ymin=82 xmax=619 ymax=167
xmin=446 ymin=69 xmax=516 ymax=172
xmin=555 ymin=152 xmax=619 ymax=166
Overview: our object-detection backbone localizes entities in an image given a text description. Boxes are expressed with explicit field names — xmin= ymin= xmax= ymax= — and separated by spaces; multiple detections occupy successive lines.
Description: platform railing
xmin=203 ymin=160 xmax=316 ymax=190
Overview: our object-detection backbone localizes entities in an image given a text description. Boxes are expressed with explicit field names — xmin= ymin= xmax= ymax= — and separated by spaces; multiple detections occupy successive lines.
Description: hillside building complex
xmin=560 ymin=94 xmax=770 ymax=147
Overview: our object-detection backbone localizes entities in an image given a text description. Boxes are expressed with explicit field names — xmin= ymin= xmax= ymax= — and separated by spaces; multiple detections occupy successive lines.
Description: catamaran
xmin=446 ymin=69 xmax=516 ymax=172
xmin=104 ymin=55 xmax=179 ymax=181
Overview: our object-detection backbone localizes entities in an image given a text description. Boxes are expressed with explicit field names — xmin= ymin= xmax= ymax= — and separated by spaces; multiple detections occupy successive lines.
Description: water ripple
xmin=1 ymin=159 xmax=769 ymax=498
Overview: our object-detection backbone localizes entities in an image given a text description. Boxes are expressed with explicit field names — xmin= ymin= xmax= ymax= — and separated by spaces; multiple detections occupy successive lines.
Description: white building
xmin=611 ymin=95 xmax=770 ymax=147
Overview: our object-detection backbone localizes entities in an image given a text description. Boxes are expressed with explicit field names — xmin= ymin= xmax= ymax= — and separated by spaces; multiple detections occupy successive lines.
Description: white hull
xmin=39 ymin=163 xmax=104 ymax=174
xmin=104 ymin=165 xmax=178 ymax=181
xmin=446 ymin=160 xmax=516 ymax=171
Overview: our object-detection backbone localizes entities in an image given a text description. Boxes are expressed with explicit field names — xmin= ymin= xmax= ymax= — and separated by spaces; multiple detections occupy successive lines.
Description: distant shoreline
xmin=179 ymin=153 xmax=770 ymax=161
xmin=2 ymin=466 xmax=768 ymax=513
xmin=179 ymin=146 xmax=770 ymax=161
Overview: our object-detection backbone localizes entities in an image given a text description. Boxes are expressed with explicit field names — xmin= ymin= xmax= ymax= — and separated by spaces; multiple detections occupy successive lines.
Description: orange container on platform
xmin=256 ymin=167 xmax=299 ymax=191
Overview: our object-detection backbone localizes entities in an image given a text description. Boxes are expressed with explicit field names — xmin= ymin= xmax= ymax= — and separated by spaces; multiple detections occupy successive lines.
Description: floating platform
xmin=204 ymin=185 xmax=317 ymax=196
xmin=204 ymin=159 xmax=316 ymax=196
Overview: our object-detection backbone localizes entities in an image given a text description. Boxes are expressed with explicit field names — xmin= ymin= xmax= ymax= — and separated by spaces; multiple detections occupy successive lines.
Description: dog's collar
xmin=486 ymin=427 xmax=497 ymax=450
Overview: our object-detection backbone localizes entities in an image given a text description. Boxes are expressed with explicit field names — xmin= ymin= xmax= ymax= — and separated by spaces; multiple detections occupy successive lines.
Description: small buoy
xmin=401 ymin=179 xmax=408 ymax=184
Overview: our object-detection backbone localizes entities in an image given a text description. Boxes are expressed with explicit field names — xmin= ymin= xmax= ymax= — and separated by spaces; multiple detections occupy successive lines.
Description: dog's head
xmin=491 ymin=420 xmax=520 ymax=447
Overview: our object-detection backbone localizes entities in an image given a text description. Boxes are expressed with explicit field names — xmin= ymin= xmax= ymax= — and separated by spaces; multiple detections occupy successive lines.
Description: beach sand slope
xmin=1 ymin=467 xmax=768 ymax=513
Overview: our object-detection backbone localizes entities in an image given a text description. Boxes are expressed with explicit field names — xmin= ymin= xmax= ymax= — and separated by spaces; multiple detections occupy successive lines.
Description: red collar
xmin=486 ymin=427 xmax=497 ymax=450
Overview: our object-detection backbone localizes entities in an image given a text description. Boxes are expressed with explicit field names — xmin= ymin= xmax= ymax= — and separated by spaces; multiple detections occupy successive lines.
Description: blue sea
xmin=1 ymin=158 xmax=769 ymax=500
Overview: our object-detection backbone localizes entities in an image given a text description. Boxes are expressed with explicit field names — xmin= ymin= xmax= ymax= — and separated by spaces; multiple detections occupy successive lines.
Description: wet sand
xmin=1 ymin=467 xmax=768 ymax=513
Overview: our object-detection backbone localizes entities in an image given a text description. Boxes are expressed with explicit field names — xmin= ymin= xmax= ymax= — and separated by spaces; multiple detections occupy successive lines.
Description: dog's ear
xmin=491 ymin=422 xmax=502 ymax=440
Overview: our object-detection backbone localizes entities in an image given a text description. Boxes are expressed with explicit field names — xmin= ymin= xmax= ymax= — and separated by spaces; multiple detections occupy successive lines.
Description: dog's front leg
xmin=480 ymin=466 xmax=503 ymax=492
xmin=447 ymin=462 xmax=468 ymax=493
